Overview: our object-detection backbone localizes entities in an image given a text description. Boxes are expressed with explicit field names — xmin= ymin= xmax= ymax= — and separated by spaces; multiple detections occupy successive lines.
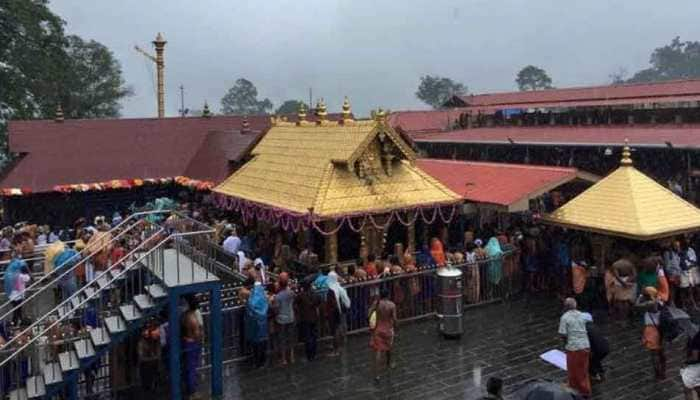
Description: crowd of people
xmin=10 ymin=198 xmax=700 ymax=399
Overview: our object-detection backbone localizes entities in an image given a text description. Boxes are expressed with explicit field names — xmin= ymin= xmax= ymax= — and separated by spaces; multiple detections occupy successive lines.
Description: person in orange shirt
xmin=429 ymin=237 xmax=446 ymax=267
xmin=364 ymin=254 xmax=378 ymax=277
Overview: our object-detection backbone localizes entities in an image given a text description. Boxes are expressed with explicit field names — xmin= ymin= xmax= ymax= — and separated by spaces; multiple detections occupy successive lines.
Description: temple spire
xmin=341 ymin=96 xmax=353 ymax=124
xmin=315 ymin=98 xmax=327 ymax=124
xmin=54 ymin=104 xmax=64 ymax=123
xmin=297 ymin=101 xmax=307 ymax=125
xmin=202 ymin=101 xmax=211 ymax=118
xmin=620 ymin=139 xmax=633 ymax=166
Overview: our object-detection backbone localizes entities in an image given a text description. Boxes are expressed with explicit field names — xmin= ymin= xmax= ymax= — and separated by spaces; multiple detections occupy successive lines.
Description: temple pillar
xmin=359 ymin=224 xmax=369 ymax=261
xmin=406 ymin=211 xmax=416 ymax=253
xmin=324 ymin=220 xmax=338 ymax=264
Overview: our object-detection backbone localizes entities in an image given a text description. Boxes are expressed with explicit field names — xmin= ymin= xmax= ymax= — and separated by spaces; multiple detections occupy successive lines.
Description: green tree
xmin=515 ymin=65 xmax=553 ymax=91
xmin=275 ymin=99 xmax=307 ymax=115
xmin=59 ymin=35 xmax=132 ymax=119
xmin=220 ymin=78 xmax=273 ymax=115
xmin=415 ymin=75 xmax=467 ymax=109
xmin=628 ymin=37 xmax=700 ymax=83
xmin=0 ymin=0 xmax=131 ymax=164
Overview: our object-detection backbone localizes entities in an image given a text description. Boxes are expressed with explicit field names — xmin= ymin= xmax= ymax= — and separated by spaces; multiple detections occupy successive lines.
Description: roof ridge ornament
xmin=241 ymin=115 xmax=251 ymax=133
xmin=202 ymin=101 xmax=211 ymax=118
xmin=621 ymin=138 xmax=633 ymax=166
xmin=315 ymin=98 xmax=327 ymax=124
xmin=54 ymin=104 xmax=64 ymax=123
xmin=297 ymin=102 xmax=307 ymax=125
xmin=341 ymin=96 xmax=353 ymax=125
xmin=374 ymin=107 xmax=386 ymax=123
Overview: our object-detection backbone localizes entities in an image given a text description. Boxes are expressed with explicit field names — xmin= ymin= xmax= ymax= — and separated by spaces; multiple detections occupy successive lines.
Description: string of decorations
xmin=213 ymin=193 xmax=458 ymax=236
xmin=0 ymin=176 xmax=215 ymax=197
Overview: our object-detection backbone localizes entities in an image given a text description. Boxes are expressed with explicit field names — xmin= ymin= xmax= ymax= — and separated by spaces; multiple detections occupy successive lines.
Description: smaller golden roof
xmin=542 ymin=142 xmax=700 ymax=240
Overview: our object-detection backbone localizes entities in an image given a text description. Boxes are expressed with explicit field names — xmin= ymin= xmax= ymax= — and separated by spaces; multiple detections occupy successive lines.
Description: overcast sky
xmin=50 ymin=0 xmax=700 ymax=118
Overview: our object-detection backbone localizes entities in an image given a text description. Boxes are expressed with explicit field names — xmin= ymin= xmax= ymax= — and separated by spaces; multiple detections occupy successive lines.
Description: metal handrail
xmin=0 ymin=211 xmax=169 ymax=323
xmin=0 ymin=228 xmax=167 ymax=367
xmin=0 ymin=225 xmax=216 ymax=367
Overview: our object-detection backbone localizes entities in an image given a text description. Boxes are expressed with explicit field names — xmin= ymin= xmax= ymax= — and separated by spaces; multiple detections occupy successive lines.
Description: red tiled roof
xmin=2 ymin=113 xmax=352 ymax=193
xmin=416 ymin=159 xmax=593 ymax=210
xmin=388 ymin=109 xmax=466 ymax=134
xmin=452 ymin=79 xmax=700 ymax=109
xmin=2 ymin=116 xmax=267 ymax=193
xmin=413 ymin=125 xmax=700 ymax=149
xmin=452 ymin=80 xmax=700 ymax=108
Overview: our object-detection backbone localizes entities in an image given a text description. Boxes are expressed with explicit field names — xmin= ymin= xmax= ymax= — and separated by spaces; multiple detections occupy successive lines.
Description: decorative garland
xmin=212 ymin=192 xmax=460 ymax=236
xmin=0 ymin=176 xmax=215 ymax=197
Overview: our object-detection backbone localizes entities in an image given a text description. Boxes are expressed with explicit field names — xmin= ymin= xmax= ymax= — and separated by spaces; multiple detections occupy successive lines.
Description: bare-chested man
xmin=182 ymin=295 xmax=203 ymax=400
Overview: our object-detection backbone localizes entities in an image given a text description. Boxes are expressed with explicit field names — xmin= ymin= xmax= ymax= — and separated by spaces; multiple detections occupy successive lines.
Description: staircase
xmin=0 ymin=211 xmax=166 ymax=328
xmin=0 ymin=212 xmax=223 ymax=400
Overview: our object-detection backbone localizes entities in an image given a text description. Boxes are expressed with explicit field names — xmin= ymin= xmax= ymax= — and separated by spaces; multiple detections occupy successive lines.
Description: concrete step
xmin=70 ymin=295 xmax=83 ymax=310
xmin=104 ymin=315 xmax=126 ymax=335
xmin=43 ymin=362 xmax=62 ymax=386
xmin=9 ymin=388 xmax=27 ymax=400
xmin=74 ymin=338 xmax=95 ymax=360
xmin=96 ymin=275 xmax=111 ymax=289
xmin=26 ymin=376 xmax=45 ymax=399
xmin=133 ymin=294 xmax=155 ymax=311
xmin=145 ymin=284 xmax=167 ymax=300
xmin=83 ymin=285 xmax=97 ymax=301
xmin=120 ymin=304 xmax=142 ymax=322
xmin=57 ymin=303 xmax=73 ymax=319
xmin=59 ymin=350 xmax=79 ymax=372
xmin=90 ymin=327 xmax=110 ymax=347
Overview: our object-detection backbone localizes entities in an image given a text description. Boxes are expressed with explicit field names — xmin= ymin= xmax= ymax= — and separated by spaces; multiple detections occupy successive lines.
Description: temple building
xmin=399 ymin=79 xmax=700 ymax=203
xmin=213 ymin=99 xmax=462 ymax=262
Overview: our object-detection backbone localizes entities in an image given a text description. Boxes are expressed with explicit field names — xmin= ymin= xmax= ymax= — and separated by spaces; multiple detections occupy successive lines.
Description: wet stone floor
xmin=217 ymin=298 xmax=690 ymax=400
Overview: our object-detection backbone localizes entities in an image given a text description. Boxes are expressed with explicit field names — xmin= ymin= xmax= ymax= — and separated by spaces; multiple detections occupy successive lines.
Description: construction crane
xmin=135 ymin=33 xmax=167 ymax=118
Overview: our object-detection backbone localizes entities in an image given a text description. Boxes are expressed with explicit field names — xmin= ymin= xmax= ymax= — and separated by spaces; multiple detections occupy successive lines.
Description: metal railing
xmin=0 ymin=212 xmax=168 ymax=326
xmin=196 ymin=249 xmax=521 ymax=366
xmin=0 ymin=213 xmax=216 ymax=396
xmin=0 ymin=228 xmax=167 ymax=369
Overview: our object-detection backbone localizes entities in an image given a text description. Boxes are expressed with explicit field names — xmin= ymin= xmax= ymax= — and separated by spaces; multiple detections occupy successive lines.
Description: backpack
xmin=658 ymin=304 xmax=681 ymax=343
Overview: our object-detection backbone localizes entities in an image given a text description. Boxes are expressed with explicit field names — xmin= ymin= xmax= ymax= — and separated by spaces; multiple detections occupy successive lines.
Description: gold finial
xmin=153 ymin=32 xmax=166 ymax=46
xmin=374 ymin=107 xmax=386 ymax=122
xmin=297 ymin=102 xmax=307 ymax=125
xmin=620 ymin=139 xmax=633 ymax=166
xmin=315 ymin=98 xmax=327 ymax=124
xmin=202 ymin=101 xmax=211 ymax=118
xmin=341 ymin=96 xmax=353 ymax=123
xmin=55 ymin=104 xmax=64 ymax=123
xmin=242 ymin=115 xmax=251 ymax=133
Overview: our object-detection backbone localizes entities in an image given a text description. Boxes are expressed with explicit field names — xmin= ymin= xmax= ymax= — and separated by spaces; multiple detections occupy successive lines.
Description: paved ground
xmin=217 ymin=298 xmax=690 ymax=400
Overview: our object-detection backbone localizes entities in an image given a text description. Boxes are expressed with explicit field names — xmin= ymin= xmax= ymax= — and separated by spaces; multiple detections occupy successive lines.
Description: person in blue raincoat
xmin=245 ymin=282 xmax=269 ymax=368
xmin=53 ymin=248 xmax=80 ymax=301
xmin=485 ymin=237 xmax=504 ymax=287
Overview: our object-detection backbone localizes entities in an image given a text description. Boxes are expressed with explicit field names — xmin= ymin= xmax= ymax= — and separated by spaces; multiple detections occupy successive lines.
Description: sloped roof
xmin=1 ymin=116 xmax=267 ymax=193
xmin=214 ymin=119 xmax=460 ymax=218
xmin=542 ymin=146 xmax=700 ymax=240
xmin=412 ymin=125 xmax=700 ymax=149
xmin=448 ymin=79 xmax=700 ymax=109
xmin=416 ymin=159 xmax=598 ymax=212
xmin=388 ymin=109 xmax=465 ymax=135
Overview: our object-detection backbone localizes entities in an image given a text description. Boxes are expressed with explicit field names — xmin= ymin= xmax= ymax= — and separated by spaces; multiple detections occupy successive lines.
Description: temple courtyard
xmin=207 ymin=297 xmax=690 ymax=400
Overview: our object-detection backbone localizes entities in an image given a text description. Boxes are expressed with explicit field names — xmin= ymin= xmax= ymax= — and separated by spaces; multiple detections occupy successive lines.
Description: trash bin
xmin=436 ymin=266 xmax=464 ymax=338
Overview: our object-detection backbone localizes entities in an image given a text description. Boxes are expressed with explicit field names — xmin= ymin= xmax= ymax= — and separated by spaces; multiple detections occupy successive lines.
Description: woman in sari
xmin=429 ymin=238 xmax=446 ymax=267
xmin=245 ymin=282 xmax=269 ymax=368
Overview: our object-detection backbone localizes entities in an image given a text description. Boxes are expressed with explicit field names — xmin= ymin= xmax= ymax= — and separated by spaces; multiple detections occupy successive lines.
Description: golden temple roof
xmin=213 ymin=113 xmax=461 ymax=218
xmin=542 ymin=143 xmax=700 ymax=240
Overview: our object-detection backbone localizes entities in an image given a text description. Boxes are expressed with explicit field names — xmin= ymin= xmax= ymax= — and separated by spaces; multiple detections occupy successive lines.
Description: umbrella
xmin=514 ymin=379 xmax=583 ymax=400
